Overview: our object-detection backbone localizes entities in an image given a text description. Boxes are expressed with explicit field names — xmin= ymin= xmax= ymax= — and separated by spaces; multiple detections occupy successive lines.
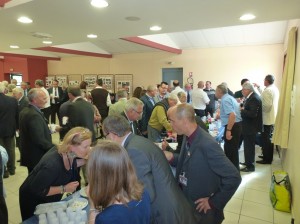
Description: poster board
xmin=46 ymin=76 xmax=55 ymax=87
xmin=114 ymin=74 xmax=133 ymax=96
xmin=83 ymin=74 xmax=97 ymax=88
xmin=68 ymin=74 xmax=81 ymax=86
xmin=98 ymin=74 xmax=114 ymax=93
xmin=56 ymin=75 xmax=68 ymax=87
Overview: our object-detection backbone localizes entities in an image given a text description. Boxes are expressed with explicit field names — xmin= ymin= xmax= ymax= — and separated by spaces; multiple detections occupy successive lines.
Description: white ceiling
xmin=0 ymin=0 xmax=299 ymax=58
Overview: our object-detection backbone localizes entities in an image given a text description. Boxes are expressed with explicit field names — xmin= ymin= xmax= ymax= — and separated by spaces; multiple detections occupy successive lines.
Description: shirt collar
xmin=186 ymin=126 xmax=198 ymax=146
xmin=121 ymin=132 xmax=131 ymax=146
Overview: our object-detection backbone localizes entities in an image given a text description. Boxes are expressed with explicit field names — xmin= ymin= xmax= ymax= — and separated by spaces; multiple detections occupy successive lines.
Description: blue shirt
xmin=95 ymin=191 xmax=151 ymax=224
xmin=220 ymin=93 xmax=242 ymax=126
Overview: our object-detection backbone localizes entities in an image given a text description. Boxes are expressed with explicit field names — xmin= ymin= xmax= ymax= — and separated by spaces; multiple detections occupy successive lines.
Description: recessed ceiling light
xmin=91 ymin=0 xmax=108 ymax=8
xmin=239 ymin=14 xmax=256 ymax=21
xmin=17 ymin=16 xmax=33 ymax=24
xmin=42 ymin=40 xmax=52 ymax=44
xmin=87 ymin=34 xmax=98 ymax=38
xmin=150 ymin=26 xmax=162 ymax=31
xmin=10 ymin=45 xmax=19 ymax=49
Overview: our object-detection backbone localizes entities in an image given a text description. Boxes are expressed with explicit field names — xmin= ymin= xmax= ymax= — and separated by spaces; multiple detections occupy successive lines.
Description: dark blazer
xmin=91 ymin=88 xmax=110 ymax=119
xmin=66 ymin=98 xmax=96 ymax=142
xmin=241 ymin=92 xmax=263 ymax=135
xmin=140 ymin=94 xmax=155 ymax=133
xmin=19 ymin=104 xmax=53 ymax=169
xmin=120 ymin=111 xmax=141 ymax=136
xmin=0 ymin=93 xmax=18 ymax=138
xmin=174 ymin=127 xmax=241 ymax=221
xmin=48 ymin=86 xmax=64 ymax=104
xmin=18 ymin=96 xmax=29 ymax=113
xmin=124 ymin=134 xmax=197 ymax=224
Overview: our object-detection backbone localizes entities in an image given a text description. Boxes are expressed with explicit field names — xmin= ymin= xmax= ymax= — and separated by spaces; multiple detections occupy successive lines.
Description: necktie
xmin=54 ymin=88 xmax=57 ymax=97
xmin=150 ymin=97 xmax=155 ymax=106
xmin=187 ymin=91 xmax=190 ymax=103
xmin=130 ymin=122 xmax=135 ymax=134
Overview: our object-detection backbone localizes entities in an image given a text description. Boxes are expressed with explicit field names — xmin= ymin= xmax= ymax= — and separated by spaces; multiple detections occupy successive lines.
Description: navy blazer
xmin=140 ymin=94 xmax=155 ymax=133
xmin=124 ymin=133 xmax=197 ymax=224
xmin=241 ymin=92 xmax=263 ymax=135
xmin=174 ymin=127 xmax=241 ymax=212
xmin=0 ymin=93 xmax=18 ymax=138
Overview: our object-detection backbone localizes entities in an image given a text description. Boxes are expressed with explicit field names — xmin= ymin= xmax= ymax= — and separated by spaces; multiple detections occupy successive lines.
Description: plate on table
xmin=68 ymin=198 xmax=88 ymax=211
xmin=80 ymin=187 xmax=88 ymax=198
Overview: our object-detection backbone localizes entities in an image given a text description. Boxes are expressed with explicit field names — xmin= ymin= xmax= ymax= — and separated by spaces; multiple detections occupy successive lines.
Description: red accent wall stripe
xmin=0 ymin=52 xmax=60 ymax=61
xmin=121 ymin=37 xmax=182 ymax=54
xmin=0 ymin=0 xmax=11 ymax=7
xmin=33 ymin=47 xmax=113 ymax=58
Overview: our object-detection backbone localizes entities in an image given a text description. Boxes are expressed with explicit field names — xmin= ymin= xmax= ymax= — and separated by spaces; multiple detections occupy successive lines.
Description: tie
xmin=187 ymin=91 xmax=190 ymax=103
xmin=54 ymin=88 xmax=57 ymax=97
xmin=130 ymin=122 xmax=135 ymax=134
xmin=150 ymin=97 xmax=155 ymax=106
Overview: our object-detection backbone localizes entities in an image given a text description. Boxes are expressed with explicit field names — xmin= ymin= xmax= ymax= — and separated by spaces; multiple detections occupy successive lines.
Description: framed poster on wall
xmin=56 ymin=75 xmax=68 ymax=87
xmin=46 ymin=76 xmax=55 ymax=87
xmin=68 ymin=74 xmax=82 ymax=86
xmin=83 ymin=74 xmax=97 ymax=88
xmin=114 ymin=74 xmax=133 ymax=95
xmin=98 ymin=74 xmax=114 ymax=93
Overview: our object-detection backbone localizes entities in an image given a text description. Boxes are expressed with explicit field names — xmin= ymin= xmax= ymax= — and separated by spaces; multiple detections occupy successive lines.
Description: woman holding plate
xmin=19 ymin=127 xmax=92 ymax=221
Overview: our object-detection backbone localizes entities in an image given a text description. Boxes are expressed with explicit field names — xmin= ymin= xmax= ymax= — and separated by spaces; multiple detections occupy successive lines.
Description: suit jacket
xmin=66 ymin=98 xmax=96 ymax=142
xmin=91 ymin=88 xmax=110 ymax=118
xmin=18 ymin=96 xmax=29 ymax=113
xmin=174 ymin=127 xmax=241 ymax=219
xmin=140 ymin=94 xmax=155 ymax=133
xmin=241 ymin=92 xmax=263 ymax=135
xmin=120 ymin=111 xmax=141 ymax=136
xmin=124 ymin=134 xmax=197 ymax=224
xmin=19 ymin=104 xmax=53 ymax=169
xmin=48 ymin=87 xmax=64 ymax=104
xmin=0 ymin=93 xmax=18 ymax=138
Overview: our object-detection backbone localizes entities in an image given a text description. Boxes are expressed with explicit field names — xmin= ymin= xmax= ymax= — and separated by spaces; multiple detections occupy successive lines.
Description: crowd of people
xmin=0 ymin=75 xmax=279 ymax=224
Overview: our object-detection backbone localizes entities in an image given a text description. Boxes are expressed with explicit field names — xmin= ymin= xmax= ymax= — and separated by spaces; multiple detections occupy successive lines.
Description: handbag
xmin=269 ymin=170 xmax=291 ymax=212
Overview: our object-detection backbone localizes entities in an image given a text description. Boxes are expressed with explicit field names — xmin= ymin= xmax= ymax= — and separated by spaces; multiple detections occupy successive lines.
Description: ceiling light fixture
xmin=10 ymin=45 xmax=19 ymax=49
xmin=42 ymin=40 xmax=52 ymax=44
xmin=17 ymin=16 xmax=33 ymax=24
xmin=87 ymin=34 xmax=98 ymax=38
xmin=239 ymin=14 xmax=256 ymax=21
xmin=91 ymin=0 xmax=108 ymax=8
xmin=150 ymin=26 xmax=162 ymax=31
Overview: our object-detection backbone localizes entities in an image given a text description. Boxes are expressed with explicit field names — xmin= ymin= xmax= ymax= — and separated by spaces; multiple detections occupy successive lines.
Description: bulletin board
xmin=68 ymin=74 xmax=82 ymax=86
xmin=114 ymin=74 xmax=133 ymax=95
xmin=98 ymin=74 xmax=114 ymax=93
xmin=46 ymin=76 xmax=55 ymax=87
xmin=56 ymin=75 xmax=68 ymax=87
xmin=83 ymin=74 xmax=97 ymax=88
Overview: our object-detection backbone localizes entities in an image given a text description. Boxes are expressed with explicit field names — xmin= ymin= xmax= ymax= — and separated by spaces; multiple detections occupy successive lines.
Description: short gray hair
xmin=146 ymin=85 xmax=156 ymax=92
xmin=35 ymin=79 xmax=44 ymax=87
xmin=67 ymin=85 xmax=81 ymax=97
xmin=216 ymin=84 xmax=228 ymax=94
xmin=117 ymin=89 xmax=128 ymax=98
xmin=0 ymin=83 xmax=6 ymax=93
xmin=103 ymin=115 xmax=131 ymax=137
xmin=242 ymin=82 xmax=255 ymax=92
xmin=7 ymin=84 xmax=16 ymax=92
xmin=177 ymin=91 xmax=186 ymax=98
xmin=124 ymin=97 xmax=144 ymax=112
xmin=12 ymin=87 xmax=24 ymax=96
xmin=27 ymin=88 xmax=43 ymax=102
xmin=168 ymin=93 xmax=179 ymax=103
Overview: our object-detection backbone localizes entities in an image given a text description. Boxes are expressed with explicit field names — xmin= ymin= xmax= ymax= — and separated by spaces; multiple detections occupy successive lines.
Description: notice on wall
xmin=46 ymin=76 xmax=55 ymax=87
xmin=56 ymin=75 xmax=68 ymax=87
xmin=83 ymin=75 xmax=97 ymax=88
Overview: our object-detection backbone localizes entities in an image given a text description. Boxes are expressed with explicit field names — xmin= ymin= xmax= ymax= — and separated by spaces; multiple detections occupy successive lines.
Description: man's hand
xmin=163 ymin=151 xmax=174 ymax=161
xmin=226 ymin=130 xmax=232 ymax=140
xmin=195 ymin=197 xmax=211 ymax=213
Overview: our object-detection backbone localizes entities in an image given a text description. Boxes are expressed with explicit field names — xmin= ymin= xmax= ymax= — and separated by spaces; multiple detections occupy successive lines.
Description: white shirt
xmin=192 ymin=88 xmax=210 ymax=110
xmin=41 ymin=87 xmax=50 ymax=108
xmin=171 ymin=86 xmax=185 ymax=96
xmin=260 ymin=84 xmax=279 ymax=125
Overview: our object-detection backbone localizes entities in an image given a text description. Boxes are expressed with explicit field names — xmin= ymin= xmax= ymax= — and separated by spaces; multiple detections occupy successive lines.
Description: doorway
xmin=162 ymin=68 xmax=183 ymax=89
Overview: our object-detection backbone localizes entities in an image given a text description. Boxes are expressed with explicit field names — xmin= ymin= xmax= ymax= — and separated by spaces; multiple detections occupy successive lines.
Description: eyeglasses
xmin=133 ymin=108 xmax=143 ymax=114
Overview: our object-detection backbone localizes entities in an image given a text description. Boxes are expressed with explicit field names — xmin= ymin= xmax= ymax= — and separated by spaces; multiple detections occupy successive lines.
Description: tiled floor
xmin=3 ymin=133 xmax=292 ymax=224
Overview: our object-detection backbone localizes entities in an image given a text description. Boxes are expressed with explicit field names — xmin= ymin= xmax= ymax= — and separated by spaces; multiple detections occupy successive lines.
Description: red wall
xmin=0 ymin=56 xmax=48 ymax=84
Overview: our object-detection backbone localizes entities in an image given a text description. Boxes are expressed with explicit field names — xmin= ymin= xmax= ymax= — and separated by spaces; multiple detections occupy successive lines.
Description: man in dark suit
xmin=48 ymin=79 xmax=64 ymax=124
xmin=121 ymin=97 xmax=143 ymax=136
xmin=19 ymin=88 xmax=53 ymax=174
xmin=0 ymin=83 xmax=19 ymax=178
xmin=140 ymin=85 xmax=157 ymax=137
xmin=60 ymin=86 xmax=96 ymax=142
xmin=164 ymin=104 xmax=241 ymax=224
xmin=240 ymin=83 xmax=262 ymax=172
xmin=103 ymin=115 xmax=197 ymax=224
xmin=20 ymin=81 xmax=30 ymax=97
xmin=91 ymin=79 xmax=111 ymax=121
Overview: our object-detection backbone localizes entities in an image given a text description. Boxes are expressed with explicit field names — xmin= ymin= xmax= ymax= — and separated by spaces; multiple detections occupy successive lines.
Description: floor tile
xmin=273 ymin=210 xmax=291 ymax=224
xmin=241 ymin=200 xmax=274 ymax=222
xmin=239 ymin=215 xmax=273 ymax=224
xmin=244 ymin=188 xmax=272 ymax=206
xmin=232 ymin=187 xmax=245 ymax=200
xmin=225 ymin=198 xmax=243 ymax=214
xmin=223 ymin=211 xmax=240 ymax=224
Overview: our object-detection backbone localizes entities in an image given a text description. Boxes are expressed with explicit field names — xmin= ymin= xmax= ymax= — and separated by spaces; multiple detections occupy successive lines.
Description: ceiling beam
xmin=121 ymin=36 xmax=182 ymax=54
xmin=33 ymin=47 xmax=113 ymax=58
xmin=0 ymin=0 xmax=11 ymax=7
xmin=0 ymin=52 xmax=61 ymax=61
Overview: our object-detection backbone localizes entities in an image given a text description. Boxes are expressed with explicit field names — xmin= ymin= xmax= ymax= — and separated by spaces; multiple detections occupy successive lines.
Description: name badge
xmin=179 ymin=172 xmax=188 ymax=186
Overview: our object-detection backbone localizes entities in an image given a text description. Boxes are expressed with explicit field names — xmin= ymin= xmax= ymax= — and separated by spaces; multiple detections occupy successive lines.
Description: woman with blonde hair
xmin=87 ymin=140 xmax=150 ymax=224
xmin=19 ymin=127 xmax=92 ymax=221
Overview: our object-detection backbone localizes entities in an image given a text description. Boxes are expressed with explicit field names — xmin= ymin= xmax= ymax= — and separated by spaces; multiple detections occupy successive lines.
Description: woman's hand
xmin=65 ymin=181 xmax=80 ymax=193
